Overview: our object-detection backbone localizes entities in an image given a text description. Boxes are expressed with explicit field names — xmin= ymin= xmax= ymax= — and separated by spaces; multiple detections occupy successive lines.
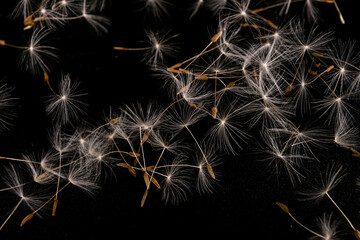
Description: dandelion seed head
xmin=141 ymin=124 xmax=150 ymax=130
xmin=108 ymin=133 xmax=114 ymax=140
xmin=79 ymin=138 xmax=86 ymax=145
xmin=40 ymin=160 xmax=46 ymax=169
xmin=198 ymin=163 xmax=203 ymax=172
xmin=166 ymin=174 xmax=172 ymax=181
xmin=262 ymin=62 xmax=268 ymax=70
xmin=276 ymin=152 xmax=284 ymax=159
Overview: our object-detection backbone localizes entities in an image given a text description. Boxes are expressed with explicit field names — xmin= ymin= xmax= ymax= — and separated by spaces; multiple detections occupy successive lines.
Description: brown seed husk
xmin=52 ymin=198 xmax=58 ymax=216
xmin=265 ymin=19 xmax=277 ymax=29
xmin=141 ymin=190 xmax=148 ymax=207
xmin=144 ymin=172 xmax=150 ymax=189
xmin=167 ymin=68 xmax=180 ymax=74
xmin=226 ymin=82 xmax=235 ymax=88
xmin=188 ymin=102 xmax=198 ymax=109
xmin=35 ymin=172 xmax=49 ymax=182
xmin=128 ymin=166 xmax=136 ymax=177
xmin=284 ymin=85 xmax=292 ymax=95
xmin=141 ymin=131 xmax=150 ymax=145
xmin=207 ymin=163 xmax=215 ymax=179
xmin=196 ymin=75 xmax=208 ymax=80
xmin=113 ymin=46 xmax=129 ymax=50
xmin=117 ymin=163 xmax=137 ymax=177
xmin=308 ymin=70 xmax=318 ymax=75
xmin=128 ymin=152 xmax=140 ymax=158
xmin=211 ymin=29 xmax=223 ymax=43
xmin=351 ymin=148 xmax=360 ymax=158
xmin=146 ymin=166 xmax=155 ymax=172
xmin=116 ymin=163 xmax=128 ymax=168
xmin=276 ymin=202 xmax=290 ymax=214
xmin=109 ymin=117 xmax=120 ymax=125
xmin=212 ymin=107 xmax=217 ymax=119
xmin=170 ymin=62 xmax=183 ymax=69
xmin=151 ymin=177 xmax=161 ymax=189
xmin=312 ymin=52 xmax=325 ymax=58
xmin=354 ymin=229 xmax=360 ymax=240
xmin=24 ymin=15 xmax=34 ymax=27
xmin=179 ymin=68 xmax=191 ymax=74
xmin=44 ymin=72 xmax=49 ymax=83
xmin=325 ymin=65 xmax=334 ymax=72
xmin=20 ymin=213 xmax=34 ymax=227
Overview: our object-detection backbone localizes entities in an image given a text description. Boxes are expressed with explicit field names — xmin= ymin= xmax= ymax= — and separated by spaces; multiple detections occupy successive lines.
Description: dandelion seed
xmin=0 ymin=164 xmax=49 ymax=230
xmin=276 ymin=201 xmax=328 ymax=239
xmin=260 ymin=130 xmax=306 ymax=185
xmin=160 ymin=157 xmax=193 ymax=205
xmin=194 ymin=145 xmax=219 ymax=194
xmin=80 ymin=0 xmax=110 ymax=34
xmin=142 ymin=30 xmax=180 ymax=67
xmin=298 ymin=163 xmax=346 ymax=202
xmin=20 ymin=27 xmax=58 ymax=74
xmin=65 ymin=159 xmax=100 ymax=195
xmin=23 ymin=152 xmax=55 ymax=184
xmin=289 ymin=22 xmax=334 ymax=56
xmin=45 ymin=73 xmax=87 ymax=125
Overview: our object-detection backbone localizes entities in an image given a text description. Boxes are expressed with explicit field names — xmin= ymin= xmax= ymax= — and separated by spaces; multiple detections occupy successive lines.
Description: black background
xmin=1 ymin=0 xmax=360 ymax=239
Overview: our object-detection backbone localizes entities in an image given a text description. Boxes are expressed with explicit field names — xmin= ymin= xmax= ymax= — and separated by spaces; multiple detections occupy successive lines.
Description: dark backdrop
xmin=0 ymin=1 xmax=359 ymax=239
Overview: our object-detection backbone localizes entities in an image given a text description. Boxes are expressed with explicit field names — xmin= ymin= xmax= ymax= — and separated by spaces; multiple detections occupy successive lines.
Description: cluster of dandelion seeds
xmin=1 ymin=0 xmax=360 ymax=238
